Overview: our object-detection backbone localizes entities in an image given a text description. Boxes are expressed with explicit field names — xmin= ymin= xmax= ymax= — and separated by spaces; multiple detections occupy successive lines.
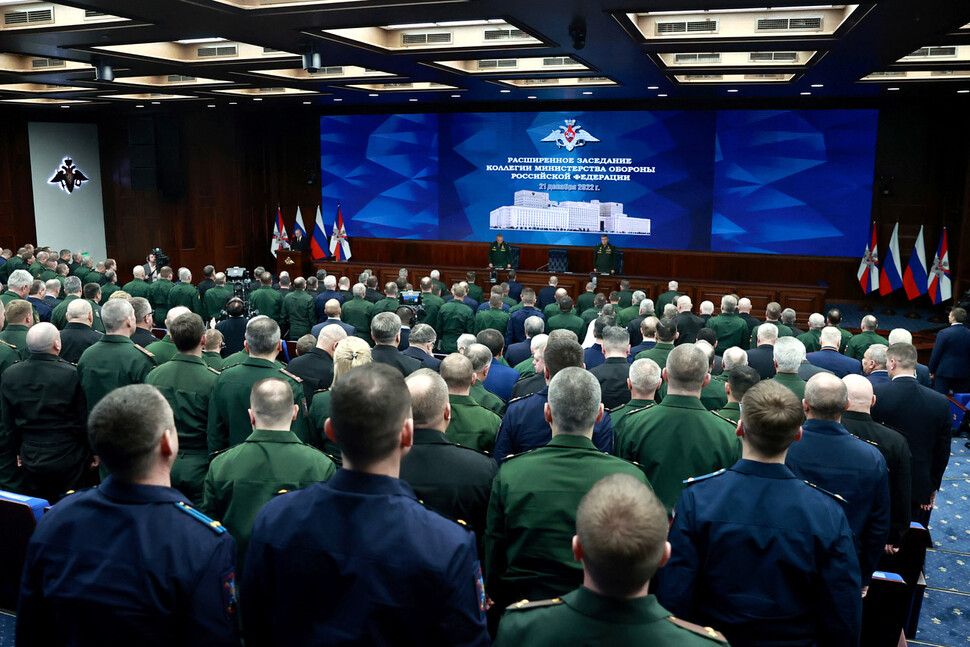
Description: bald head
xmin=317 ymin=323 xmax=348 ymax=356
xmin=67 ymin=298 xmax=93 ymax=324
xmin=27 ymin=322 xmax=59 ymax=354
xmin=440 ymin=353 xmax=475 ymax=395
xmin=843 ymin=374 xmax=875 ymax=414
xmin=804 ymin=373 xmax=848 ymax=421
xmin=324 ymin=299 xmax=342 ymax=318
xmin=405 ymin=369 xmax=450 ymax=431
xmin=249 ymin=378 xmax=297 ymax=430
xmin=165 ymin=306 xmax=191 ymax=329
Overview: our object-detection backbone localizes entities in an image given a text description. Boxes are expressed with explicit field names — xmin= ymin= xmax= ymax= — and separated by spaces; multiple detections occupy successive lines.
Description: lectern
xmin=276 ymin=250 xmax=307 ymax=277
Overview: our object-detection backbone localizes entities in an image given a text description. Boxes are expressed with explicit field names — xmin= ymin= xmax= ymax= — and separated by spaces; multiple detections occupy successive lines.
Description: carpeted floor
xmin=0 ymin=609 xmax=12 ymax=645
xmin=826 ymin=302 xmax=945 ymax=334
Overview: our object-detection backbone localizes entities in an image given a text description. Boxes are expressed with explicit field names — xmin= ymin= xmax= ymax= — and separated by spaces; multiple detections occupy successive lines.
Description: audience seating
xmin=861 ymin=571 xmax=910 ymax=647
xmin=548 ymin=248 xmax=569 ymax=273
xmin=0 ymin=493 xmax=46 ymax=609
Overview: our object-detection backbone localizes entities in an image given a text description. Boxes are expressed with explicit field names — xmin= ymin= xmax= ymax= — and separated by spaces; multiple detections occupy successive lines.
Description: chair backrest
xmin=861 ymin=571 xmax=909 ymax=647
xmin=0 ymin=498 xmax=40 ymax=609
xmin=614 ymin=249 xmax=624 ymax=275
xmin=549 ymin=249 xmax=568 ymax=273
xmin=508 ymin=246 xmax=520 ymax=270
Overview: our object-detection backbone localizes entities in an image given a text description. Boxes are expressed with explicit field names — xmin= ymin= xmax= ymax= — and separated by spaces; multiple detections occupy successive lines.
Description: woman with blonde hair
xmin=307 ymin=336 xmax=372 ymax=461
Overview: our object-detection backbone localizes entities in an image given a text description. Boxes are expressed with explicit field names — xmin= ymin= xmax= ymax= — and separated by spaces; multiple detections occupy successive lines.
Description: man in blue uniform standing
xmin=17 ymin=384 xmax=239 ymax=646
xmin=243 ymin=363 xmax=489 ymax=646
xmin=658 ymin=380 xmax=862 ymax=646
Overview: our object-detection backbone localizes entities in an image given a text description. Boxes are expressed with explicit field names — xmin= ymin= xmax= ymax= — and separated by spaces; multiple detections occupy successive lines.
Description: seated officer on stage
xmin=17 ymin=384 xmax=239 ymax=646
xmin=494 ymin=473 xmax=726 ymax=646
xmin=658 ymin=380 xmax=862 ymax=647
xmin=243 ymin=364 xmax=489 ymax=647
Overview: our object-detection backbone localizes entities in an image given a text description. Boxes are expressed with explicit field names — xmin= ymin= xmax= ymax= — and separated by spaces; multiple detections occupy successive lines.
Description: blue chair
xmin=508 ymin=245 xmax=520 ymax=270
xmin=549 ymin=249 xmax=568 ymax=273
xmin=614 ymin=249 xmax=624 ymax=275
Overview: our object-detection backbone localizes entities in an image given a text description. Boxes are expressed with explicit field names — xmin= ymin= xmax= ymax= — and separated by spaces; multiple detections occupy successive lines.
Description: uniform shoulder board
xmin=134 ymin=344 xmax=155 ymax=358
xmin=508 ymin=391 xmax=541 ymax=406
xmin=206 ymin=366 xmax=221 ymax=375
xmin=499 ymin=447 xmax=537 ymax=462
xmin=683 ymin=469 xmax=726 ymax=486
xmin=625 ymin=403 xmax=656 ymax=416
xmin=666 ymin=616 xmax=728 ymax=643
xmin=279 ymin=368 xmax=302 ymax=383
xmin=506 ymin=598 xmax=564 ymax=612
xmin=313 ymin=387 xmax=330 ymax=396
xmin=802 ymin=480 xmax=848 ymax=504
xmin=454 ymin=443 xmax=492 ymax=457
xmin=274 ymin=489 xmax=290 ymax=496
xmin=0 ymin=339 xmax=16 ymax=349
xmin=859 ymin=437 xmax=880 ymax=449
xmin=708 ymin=410 xmax=737 ymax=425
xmin=174 ymin=501 xmax=227 ymax=534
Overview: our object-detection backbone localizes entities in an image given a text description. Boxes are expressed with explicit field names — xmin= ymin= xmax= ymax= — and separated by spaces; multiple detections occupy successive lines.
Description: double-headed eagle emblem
xmin=540 ymin=119 xmax=600 ymax=152
xmin=49 ymin=157 xmax=89 ymax=193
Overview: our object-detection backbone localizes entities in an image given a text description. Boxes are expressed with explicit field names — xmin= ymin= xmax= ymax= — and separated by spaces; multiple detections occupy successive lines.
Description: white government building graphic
xmin=489 ymin=190 xmax=651 ymax=235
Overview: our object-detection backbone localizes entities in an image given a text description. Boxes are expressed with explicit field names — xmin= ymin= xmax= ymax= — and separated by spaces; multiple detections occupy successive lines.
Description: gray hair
xmin=63 ymin=275 xmax=82 ymax=294
xmin=26 ymin=322 xmax=59 ymax=353
xmin=465 ymin=343 xmax=493 ymax=374
xmin=773 ymin=337 xmax=806 ymax=372
xmin=324 ymin=275 xmax=337 ymax=289
xmin=456 ymin=333 xmax=477 ymax=354
xmin=819 ymin=326 xmax=842 ymax=348
xmin=178 ymin=267 xmax=191 ymax=282
xmin=632 ymin=290 xmax=646 ymax=306
xmin=530 ymin=334 xmax=549 ymax=358
xmin=7 ymin=269 xmax=32 ymax=292
xmin=629 ymin=358 xmax=661 ymax=393
xmin=246 ymin=316 xmax=281 ymax=355
xmin=405 ymin=369 xmax=449 ymax=428
xmin=548 ymin=367 xmax=602 ymax=435
xmin=665 ymin=344 xmax=709 ymax=391
xmin=808 ymin=313 xmax=825 ymax=330
xmin=721 ymin=295 xmax=738 ymax=313
xmin=317 ymin=323 xmax=348 ymax=348
xmin=165 ymin=306 xmax=191 ymax=329
xmin=781 ymin=308 xmax=797 ymax=326
xmin=602 ymin=326 xmax=630 ymax=354
xmin=757 ymin=323 xmax=779 ymax=344
xmin=131 ymin=297 xmax=152 ymax=321
xmin=887 ymin=328 xmax=912 ymax=345
xmin=699 ymin=300 xmax=714 ymax=315
xmin=371 ymin=312 xmax=402 ymax=345
xmin=45 ymin=279 xmax=61 ymax=294
xmin=409 ymin=323 xmax=436 ymax=345
xmin=865 ymin=344 xmax=887 ymax=368
xmin=101 ymin=299 xmax=134 ymax=333
xmin=663 ymin=304 xmax=678 ymax=319
xmin=250 ymin=378 xmax=295 ymax=426
xmin=721 ymin=346 xmax=748 ymax=371
xmin=524 ymin=315 xmax=545 ymax=338
xmin=67 ymin=298 xmax=93 ymax=321
xmin=352 ymin=283 xmax=366 ymax=297
xmin=639 ymin=298 xmax=655 ymax=316
xmin=861 ymin=315 xmax=878 ymax=331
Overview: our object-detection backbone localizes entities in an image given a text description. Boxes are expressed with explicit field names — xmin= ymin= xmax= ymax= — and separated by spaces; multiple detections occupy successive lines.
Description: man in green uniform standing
xmin=465 ymin=272 xmax=484 ymax=307
xmin=769 ymin=337 xmax=809 ymax=400
xmin=0 ymin=301 xmax=27 ymax=493
xmin=145 ymin=306 xmax=191 ymax=366
xmin=77 ymin=299 xmax=156 ymax=413
xmin=636 ymin=318 xmax=677 ymax=368
xmin=466 ymin=344 xmax=507 ymax=416
xmin=485 ymin=367 xmax=649 ymax=611
xmin=610 ymin=358 xmax=661 ymax=438
xmin=0 ymin=300 xmax=33 ymax=359
xmin=167 ymin=268 xmax=201 ymax=315
xmin=615 ymin=343 xmax=741 ymax=513
xmin=1 ymin=269 xmax=39 ymax=325
xmin=593 ymin=234 xmax=617 ymax=275
xmin=81 ymin=283 xmax=105 ymax=333
xmin=207 ymin=316 xmax=309 ymax=454
xmin=489 ymin=234 xmax=512 ymax=270
xmin=438 ymin=284 xmax=475 ymax=353
xmin=51 ymin=276 xmax=82 ymax=330
xmin=418 ymin=277 xmax=443 ymax=331
xmin=440 ymin=354 xmax=503 ymax=454
xmin=281 ymin=277 xmax=316 ymax=340
xmin=122 ymin=265 xmax=151 ymax=299
xmin=202 ymin=377 xmax=335 ymax=571
xmin=749 ymin=303 xmax=792 ymax=345
xmin=704 ymin=295 xmax=749 ymax=355
xmin=147 ymin=266 xmax=175 ymax=326
xmin=202 ymin=273 xmax=233 ymax=322
xmin=656 ymin=281 xmax=680 ymax=314
xmin=475 ymin=294 xmax=511 ymax=336
xmin=844 ymin=315 xmax=888 ymax=360
xmin=370 ymin=282 xmax=400 ymax=316
xmin=546 ymin=297 xmax=585 ymax=339
xmin=145 ymin=312 xmax=220 ymax=505
xmin=494 ymin=474 xmax=727 ymax=646
xmin=341 ymin=283 xmax=374 ymax=344
xmin=249 ymin=271 xmax=283 ymax=325
xmin=576 ymin=282 xmax=597 ymax=316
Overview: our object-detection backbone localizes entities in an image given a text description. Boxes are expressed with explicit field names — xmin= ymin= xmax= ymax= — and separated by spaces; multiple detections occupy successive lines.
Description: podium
xmin=276 ymin=250 xmax=308 ymax=277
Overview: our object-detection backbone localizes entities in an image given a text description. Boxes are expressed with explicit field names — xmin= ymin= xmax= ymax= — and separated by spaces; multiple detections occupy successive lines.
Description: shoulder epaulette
xmin=134 ymin=344 xmax=155 ymax=358
xmin=173 ymin=501 xmax=227 ymax=534
xmin=708 ymin=410 xmax=738 ymax=425
xmin=312 ymin=387 xmax=330 ymax=396
xmin=274 ymin=489 xmax=290 ymax=496
xmin=499 ymin=447 xmax=537 ymax=462
xmin=206 ymin=366 xmax=221 ymax=375
xmin=0 ymin=339 xmax=16 ymax=349
xmin=279 ymin=368 xmax=302 ymax=383
xmin=508 ymin=390 xmax=542 ymax=405
xmin=454 ymin=443 xmax=492 ymax=457
xmin=506 ymin=598 xmax=564 ymax=612
xmin=859 ymin=437 xmax=880 ymax=449
xmin=666 ymin=616 xmax=728 ymax=643
xmin=683 ymin=468 xmax=726 ymax=486
xmin=802 ymin=480 xmax=848 ymax=504
xmin=624 ymin=403 xmax=656 ymax=416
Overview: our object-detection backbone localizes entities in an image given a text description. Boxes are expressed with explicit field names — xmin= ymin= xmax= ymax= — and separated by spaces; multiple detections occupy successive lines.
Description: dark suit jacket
xmin=627 ymin=315 xmax=646 ymax=347
xmin=130 ymin=327 xmax=159 ymax=350
xmin=59 ymin=323 xmax=102 ymax=364
xmin=537 ymin=285 xmax=558 ymax=310
xmin=673 ymin=312 xmax=705 ymax=345
xmin=310 ymin=319 xmax=355 ymax=339
xmin=746 ymin=344 xmax=777 ymax=380
xmin=289 ymin=235 xmax=309 ymax=252
xmin=370 ymin=344 xmax=422 ymax=377
xmin=505 ymin=340 xmax=532 ymax=368
xmin=402 ymin=346 xmax=441 ymax=371
xmin=871 ymin=376 xmax=951 ymax=507
xmin=398 ymin=327 xmax=411 ymax=351
xmin=589 ymin=357 xmax=632 ymax=410
xmin=313 ymin=290 xmax=345 ymax=322
xmin=286 ymin=347 xmax=334 ymax=400
xmin=798 ymin=360 xmax=832 ymax=380
xmin=867 ymin=370 xmax=890 ymax=386
xmin=507 ymin=280 xmax=523 ymax=303
xmin=484 ymin=362 xmax=519 ymax=402
xmin=510 ymin=373 xmax=545 ymax=401
xmin=929 ymin=323 xmax=970 ymax=379
xmin=806 ymin=348 xmax=863 ymax=378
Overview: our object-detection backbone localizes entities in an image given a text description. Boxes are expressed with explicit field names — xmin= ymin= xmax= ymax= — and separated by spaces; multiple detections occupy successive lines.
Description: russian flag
xmin=310 ymin=205 xmax=329 ymax=261
xmin=879 ymin=222 xmax=903 ymax=296
xmin=857 ymin=223 xmax=879 ymax=294
xmin=928 ymin=227 xmax=951 ymax=305
xmin=293 ymin=206 xmax=308 ymax=238
xmin=902 ymin=225 xmax=928 ymax=300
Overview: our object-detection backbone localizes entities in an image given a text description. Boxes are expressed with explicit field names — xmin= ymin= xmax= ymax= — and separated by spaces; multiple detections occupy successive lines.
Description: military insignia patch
xmin=222 ymin=570 xmax=237 ymax=618
xmin=475 ymin=566 xmax=486 ymax=613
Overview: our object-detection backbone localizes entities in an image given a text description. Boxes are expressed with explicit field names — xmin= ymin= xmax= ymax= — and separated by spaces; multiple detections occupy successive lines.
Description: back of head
xmin=728 ymin=366 xmax=760 ymax=402
xmin=864 ymin=344 xmax=887 ymax=369
xmin=170 ymin=313 xmax=205 ymax=352
xmin=214 ymin=272 xmax=227 ymax=287
xmin=757 ymin=322 xmax=779 ymax=345
xmin=543 ymin=337 xmax=584 ymax=378
xmin=88 ymin=384 xmax=173 ymax=481
xmin=26 ymin=322 xmax=59 ymax=354
xmin=665 ymin=343 xmax=709 ymax=391
xmin=861 ymin=315 xmax=878 ymax=331
xmin=721 ymin=346 xmax=748 ymax=371
xmin=602 ymin=325 xmax=630 ymax=355
xmin=165 ymin=306 xmax=191 ymax=329
xmin=699 ymin=301 xmax=714 ymax=316
xmin=773 ymin=336 xmax=806 ymax=372
xmin=250 ymin=378 xmax=295 ymax=429
xmin=333 ymin=336 xmax=373 ymax=383
xmin=405 ymin=369 xmax=449 ymax=429
xmin=520 ymin=288 xmax=536 ymax=305
xmin=246 ymin=316 xmax=281 ymax=356
xmin=465 ymin=343 xmax=493 ymax=374
xmin=886 ymin=342 xmax=917 ymax=371
xmin=371 ymin=312 xmax=402 ymax=345
xmin=804 ymin=373 xmax=848 ymax=421
xmin=808 ymin=313 xmax=825 ymax=330
xmin=130 ymin=297 xmax=152 ymax=321
xmin=639 ymin=298 xmax=655 ymax=316
xmin=330 ymin=364 xmax=411 ymax=469
xmin=548 ymin=328 xmax=579 ymax=344
xmin=101 ymin=299 xmax=134 ymax=333
xmin=740 ymin=381 xmax=804 ymax=457
xmin=655 ymin=318 xmax=677 ymax=343
xmin=663 ymin=304 xmax=679 ymax=319
xmin=29 ymin=280 xmax=43 ymax=297
xmin=476 ymin=328 xmax=504 ymax=357
xmin=547 ymin=366 xmax=601 ymax=435
xmin=178 ymin=267 xmax=191 ymax=282
xmin=593 ymin=315 xmax=613 ymax=339
xmin=203 ymin=264 xmax=215 ymax=278
xmin=7 ymin=269 xmax=32 ymax=292
xmin=205 ymin=328 xmax=224 ymax=352
xmin=67 ymin=298 xmax=93 ymax=322
xmin=766 ymin=302 xmax=782 ymax=320
xmin=721 ymin=295 xmax=738 ymax=313
xmin=576 ymin=473 xmax=669 ymax=597
xmin=293 ymin=277 xmax=306 ymax=291
xmin=952 ymin=307 xmax=968 ymax=324
xmin=409 ymin=323 xmax=436 ymax=347
xmin=887 ymin=328 xmax=912 ymax=345
xmin=64 ymin=275 xmax=82 ymax=295
xmin=83 ymin=282 xmax=101 ymax=301
xmin=819 ymin=326 xmax=842 ymax=348
xmin=827 ymin=308 xmax=843 ymax=325
xmin=440 ymin=353 xmax=474 ymax=392
xmin=524 ymin=315 xmax=544 ymax=338
xmin=781 ymin=308 xmax=796 ymax=326
xmin=629 ymin=358 xmax=661 ymax=394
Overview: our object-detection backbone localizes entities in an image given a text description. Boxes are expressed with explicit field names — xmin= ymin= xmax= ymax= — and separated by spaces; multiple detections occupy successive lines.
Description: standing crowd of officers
xmin=0 ymin=241 xmax=960 ymax=646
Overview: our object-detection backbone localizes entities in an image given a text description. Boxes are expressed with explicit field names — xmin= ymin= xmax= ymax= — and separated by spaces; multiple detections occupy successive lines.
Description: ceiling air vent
xmin=478 ymin=59 xmax=517 ymax=69
xmin=675 ymin=53 xmax=721 ymax=63
xmin=657 ymin=20 xmax=717 ymax=35
xmin=750 ymin=51 xmax=799 ymax=62
xmin=197 ymin=45 xmax=238 ymax=59
xmin=906 ymin=46 xmax=957 ymax=58
xmin=402 ymin=32 xmax=452 ymax=45
xmin=3 ymin=6 xmax=54 ymax=26
xmin=167 ymin=75 xmax=197 ymax=83
xmin=262 ymin=47 xmax=282 ymax=53
xmin=524 ymin=78 xmax=559 ymax=85
xmin=543 ymin=57 xmax=570 ymax=67
xmin=756 ymin=17 xmax=822 ymax=31
xmin=483 ymin=28 xmax=529 ymax=40
xmin=383 ymin=82 xmax=413 ymax=88
xmin=684 ymin=74 xmax=722 ymax=80
xmin=308 ymin=66 xmax=344 ymax=75
xmin=745 ymin=73 xmax=785 ymax=79
xmin=84 ymin=10 xmax=108 ymax=18
xmin=258 ymin=87 xmax=287 ymax=92
xmin=868 ymin=71 xmax=905 ymax=77
xmin=31 ymin=57 xmax=65 ymax=68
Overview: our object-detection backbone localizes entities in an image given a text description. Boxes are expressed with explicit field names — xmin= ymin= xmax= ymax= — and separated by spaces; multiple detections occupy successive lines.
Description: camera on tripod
xmin=399 ymin=290 xmax=426 ymax=321
xmin=219 ymin=267 xmax=259 ymax=320
xmin=151 ymin=247 xmax=170 ymax=269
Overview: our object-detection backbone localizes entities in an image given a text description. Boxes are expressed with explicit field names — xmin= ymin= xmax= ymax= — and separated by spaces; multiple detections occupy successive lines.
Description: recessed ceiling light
xmin=151 ymin=101 xmax=160 ymax=105
xmin=253 ymin=97 xmax=262 ymax=101
xmin=61 ymin=105 xmax=70 ymax=109
xmin=409 ymin=98 xmax=418 ymax=102
xmin=369 ymin=93 xmax=379 ymax=97
xmin=887 ymin=87 xmax=900 ymax=91
xmin=528 ymin=95 xmax=537 ymax=99
xmin=451 ymin=94 xmax=460 ymax=98
xmin=303 ymin=101 xmax=311 ymax=104
xmin=136 ymin=104 xmax=144 ymax=108
xmin=229 ymin=101 xmax=237 ymax=105
xmin=648 ymin=86 xmax=659 ymax=90
xmin=959 ymin=89 xmax=970 ymax=94
xmin=800 ymin=91 xmax=811 ymax=95
xmin=727 ymin=89 xmax=739 ymax=93
xmin=333 ymin=98 xmax=342 ymax=102
xmin=582 ymin=91 xmax=593 ymax=95
xmin=657 ymin=93 xmax=667 ymax=97
xmin=811 ymin=83 xmax=824 ymax=88
xmin=500 ymin=89 xmax=511 ymax=93
xmin=207 ymin=104 xmax=215 ymax=108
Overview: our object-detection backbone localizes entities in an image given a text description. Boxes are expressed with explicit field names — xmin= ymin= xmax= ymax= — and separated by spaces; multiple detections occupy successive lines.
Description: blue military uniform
xmin=493 ymin=386 xmax=614 ymax=463
xmin=17 ymin=476 xmax=239 ymax=646
xmin=505 ymin=306 xmax=544 ymax=346
xmin=658 ymin=460 xmax=862 ymax=647
xmin=243 ymin=469 xmax=489 ymax=646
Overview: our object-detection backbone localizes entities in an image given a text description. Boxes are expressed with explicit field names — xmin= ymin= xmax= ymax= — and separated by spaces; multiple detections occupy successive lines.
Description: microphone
xmin=535 ymin=263 xmax=550 ymax=272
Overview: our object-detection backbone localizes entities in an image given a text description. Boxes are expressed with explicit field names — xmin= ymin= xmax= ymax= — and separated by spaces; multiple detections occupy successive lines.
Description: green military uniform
xmin=341 ymin=296 xmax=373 ymax=344
xmin=100 ymin=283 xmax=120 ymax=300
xmin=39 ymin=268 xmax=58 ymax=283
xmin=658 ymin=379 xmax=728 ymax=411
xmin=76 ymin=335 xmax=156 ymax=412
xmin=145 ymin=353 xmax=220 ymax=505
xmin=609 ymin=399 xmax=655 ymax=438
xmin=546 ymin=312 xmax=585 ymax=339
xmin=636 ymin=342 xmax=674 ymax=369
xmin=471 ymin=380 xmax=505 ymax=416
xmin=485 ymin=434 xmax=648 ymax=606
xmin=796 ymin=329 xmax=822 ymax=353
xmin=306 ymin=389 xmax=343 ymax=461
xmin=614 ymin=394 xmax=741 ymax=512
xmin=147 ymin=277 xmax=174 ymax=325
xmin=0 ymin=293 xmax=39 ymax=326
xmin=704 ymin=312 xmax=748 ymax=354
xmin=446 ymin=393 xmax=502 ymax=454
xmin=489 ymin=241 xmax=512 ymax=268
xmin=432 ymin=279 xmax=449 ymax=297
xmin=833 ymin=326 xmax=853 ymax=354
xmin=770 ymin=372 xmax=807 ymax=400
xmin=0 ymin=339 xmax=25 ymax=492
xmin=750 ymin=321 xmax=792 ymax=346
xmin=84 ymin=299 xmax=105 ymax=333
xmin=575 ymin=291 xmax=596 ymax=316
xmin=168 ymin=282 xmax=201 ymax=315
xmin=207 ymin=357 xmax=309 ymax=454
xmin=371 ymin=297 xmax=399 ymax=316
xmin=509 ymin=302 xmax=525 ymax=314
xmin=281 ymin=290 xmax=316 ymax=340
xmin=616 ymin=304 xmax=640 ymax=328
xmin=656 ymin=290 xmax=680 ymax=313
xmin=28 ymin=261 xmax=44 ymax=278
xmin=593 ymin=242 xmax=617 ymax=274
xmin=145 ymin=335 xmax=178 ymax=366
xmin=50 ymin=294 xmax=79 ymax=330
xmin=201 ymin=427 xmax=335 ymax=570
xmin=437 ymin=300 xmax=474 ymax=353
xmin=542 ymin=303 xmax=562 ymax=320
xmin=202 ymin=285 xmax=233 ymax=322
xmin=467 ymin=283 xmax=484 ymax=306
xmin=495 ymin=587 xmax=727 ymax=646
xmin=249 ymin=286 xmax=282 ymax=324
xmin=475 ymin=308 xmax=511 ymax=336
xmin=844 ymin=330 xmax=887 ymax=360
xmin=122 ymin=278 xmax=150 ymax=299
xmin=581 ymin=306 xmax=604 ymax=326
xmin=0 ymin=325 xmax=30 ymax=360
xmin=617 ymin=289 xmax=634 ymax=310
xmin=203 ymin=351 xmax=224 ymax=371
xmin=514 ymin=357 xmax=536 ymax=378
xmin=716 ymin=401 xmax=742 ymax=423
xmin=420 ymin=292 xmax=444 ymax=331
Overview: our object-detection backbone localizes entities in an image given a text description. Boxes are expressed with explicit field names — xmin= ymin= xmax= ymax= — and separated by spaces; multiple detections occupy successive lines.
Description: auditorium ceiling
xmin=0 ymin=0 xmax=967 ymax=110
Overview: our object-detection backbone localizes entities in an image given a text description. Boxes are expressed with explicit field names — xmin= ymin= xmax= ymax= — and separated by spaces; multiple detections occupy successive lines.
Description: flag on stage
xmin=928 ymin=227 xmax=951 ymax=305
xmin=310 ymin=205 xmax=329 ymax=261
xmin=293 ymin=206 xmax=307 ymax=238
xmin=902 ymin=225 xmax=928 ymax=300
xmin=329 ymin=204 xmax=352 ymax=260
xmin=878 ymin=222 xmax=903 ymax=296
xmin=857 ymin=223 xmax=879 ymax=294
xmin=271 ymin=206 xmax=289 ymax=258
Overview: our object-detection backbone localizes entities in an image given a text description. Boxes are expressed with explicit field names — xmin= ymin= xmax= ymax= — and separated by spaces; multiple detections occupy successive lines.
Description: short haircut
xmin=63 ymin=276 xmax=82 ymax=294
xmin=409 ymin=323 xmax=436 ymax=345
xmin=741 ymin=380 xmax=804 ymax=456
xmin=721 ymin=346 xmax=748 ymax=371
xmin=440 ymin=353 xmax=474 ymax=390
xmin=178 ymin=267 xmax=191 ymax=282
xmin=593 ymin=315 xmax=613 ymax=339
xmin=203 ymin=265 xmax=215 ymax=278
xmin=465 ymin=343 xmax=493 ymax=374
xmin=631 ymin=290 xmax=645 ymax=305
xmin=655 ymin=318 xmax=677 ymax=343
xmin=330 ymin=364 xmax=411 ymax=468
xmin=766 ymin=302 xmax=782 ymax=319
xmin=29 ymin=280 xmax=43 ymax=296
xmin=543 ymin=338 xmax=584 ymax=378
xmin=886 ymin=342 xmax=917 ymax=370
xmin=819 ymin=326 xmax=842 ymax=348
xmin=721 ymin=295 xmax=738 ymax=313
xmin=352 ymin=283 xmax=366 ymax=298
xmin=83 ymin=283 xmax=101 ymax=301
xmin=67 ymin=298 xmax=92 ymax=321
xmin=620 ymin=279 xmax=631 ymax=289
xmin=452 ymin=283 xmax=467 ymax=298
xmin=7 ymin=269 xmax=32 ymax=291
xmin=629 ymin=358 xmax=662 ymax=393
xmin=520 ymin=288 xmax=536 ymax=304
xmin=296 ymin=334 xmax=317 ymax=356
xmin=246 ymin=316 xmax=281 ymax=355
xmin=160 ymin=266 xmax=174 ymax=279
xmin=548 ymin=329 xmax=579 ymax=344
xmin=488 ymin=293 xmax=503 ymax=309
xmin=865 ymin=344 xmax=887 ymax=368
xmin=405 ymin=369 xmax=449 ymax=428
xmin=594 ymin=294 xmax=607 ymax=307
xmin=808 ymin=313 xmax=824 ymax=329
xmin=524 ymin=315 xmax=544 ymax=337
xmin=576 ymin=474 xmax=668 ymax=596
xmin=250 ymin=378 xmax=295 ymax=426
xmin=5 ymin=299 xmax=32 ymax=324
xmin=826 ymin=308 xmax=843 ymax=325
xmin=164 ymin=306 xmax=190 ymax=329
xmin=602 ymin=326 xmax=630 ymax=353
xmin=214 ymin=273 xmax=227 ymax=286
xmin=757 ymin=323 xmax=779 ymax=344
xmin=781 ymin=308 xmax=797 ymax=326
xmin=698 ymin=301 xmax=714 ymax=316
xmin=639 ymin=298 xmax=655 ymax=316
xmin=324 ymin=275 xmax=337 ymax=290
xmin=456 ymin=334 xmax=478 ymax=353
xmin=887 ymin=328 xmax=912 ymax=345
xmin=663 ymin=303 xmax=678 ymax=319
xmin=101 ymin=299 xmax=134 ymax=333
xmin=476 ymin=328 xmax=504 ymax=357
xmin=205 ymin=328 xmax=223 ymax=351
xmin=773 ymin=337 xmax=806 ymax=372
xmin=665 ymin=344 xmax=709 ymax=391
xmin=131 ymin=297 xmax=152 ymax=321
xmin=384 ymin=281 xmax=398 ymax=296
xmin=952 ymin=307 xmax=967 ymax=323
xmin=45 ymin=279 xmax=61 ymax=294
xmin=548 ymin=367 xmax=601 ymax=435
xmin=26 ymin=322 xmax=58 ymax=353
xmin=169 ymin=313 xmax=205 ymax=352
xmin=88 ymin=384 xmax=173 ymax=481
xmin=728 ymin=366 xmax=760 ymax=401
xmin=371 ymin=312 xmax=402 ymax=345
xmin=293 ymin=277 xmax=306 ymax=290
xmin=804 ymin=373 xmax=848 ymax=421
xmin=640 ymin=316 xmax=658 ymax=338
xmin=530 ymin=334 xmax=549 ymax=357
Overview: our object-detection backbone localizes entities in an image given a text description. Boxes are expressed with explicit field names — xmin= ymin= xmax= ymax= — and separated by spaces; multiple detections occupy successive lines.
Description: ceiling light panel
xmin=321 ymin=20 xmax=544 ymax=52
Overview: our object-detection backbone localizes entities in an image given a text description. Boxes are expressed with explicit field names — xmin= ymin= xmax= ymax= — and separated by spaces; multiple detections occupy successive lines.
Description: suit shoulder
xmin=665 ymin=616 xmax=728 ymax=643
xmin=505 ymin=597 xmax=565 ymax=613
xmin=683 ymin=468 xmax=727 ymax=486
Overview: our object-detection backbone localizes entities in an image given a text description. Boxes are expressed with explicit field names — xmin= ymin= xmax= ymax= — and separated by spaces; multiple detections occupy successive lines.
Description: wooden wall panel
xmin=0 ymin=117 xmax=37 ymax=251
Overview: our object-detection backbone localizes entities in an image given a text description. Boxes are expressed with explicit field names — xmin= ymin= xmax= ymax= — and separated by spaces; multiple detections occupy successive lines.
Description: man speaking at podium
xmin=489 ymin=234 xmax=512 ymax=270
xmin=594 ymin=234 xmax=617 ymax=275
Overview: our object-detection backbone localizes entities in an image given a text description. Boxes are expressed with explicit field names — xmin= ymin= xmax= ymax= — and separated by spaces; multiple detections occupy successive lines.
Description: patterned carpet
xmin=826 ymin=302 xmax=944 ymax=334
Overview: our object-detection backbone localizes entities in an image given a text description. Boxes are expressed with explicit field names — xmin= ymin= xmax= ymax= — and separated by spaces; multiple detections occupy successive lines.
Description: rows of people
xmin=0 ymin=244 xmax=959 ymax=645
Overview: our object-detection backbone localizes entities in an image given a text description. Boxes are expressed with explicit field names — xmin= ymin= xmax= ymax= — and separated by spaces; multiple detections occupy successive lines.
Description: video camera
xmin=151 ymin=247 xmax=170 ymax=270
xmin=219 ymin=267 xmax=258 ymax=320
xmin=398 ymin=290 xmax=426 ymax=322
